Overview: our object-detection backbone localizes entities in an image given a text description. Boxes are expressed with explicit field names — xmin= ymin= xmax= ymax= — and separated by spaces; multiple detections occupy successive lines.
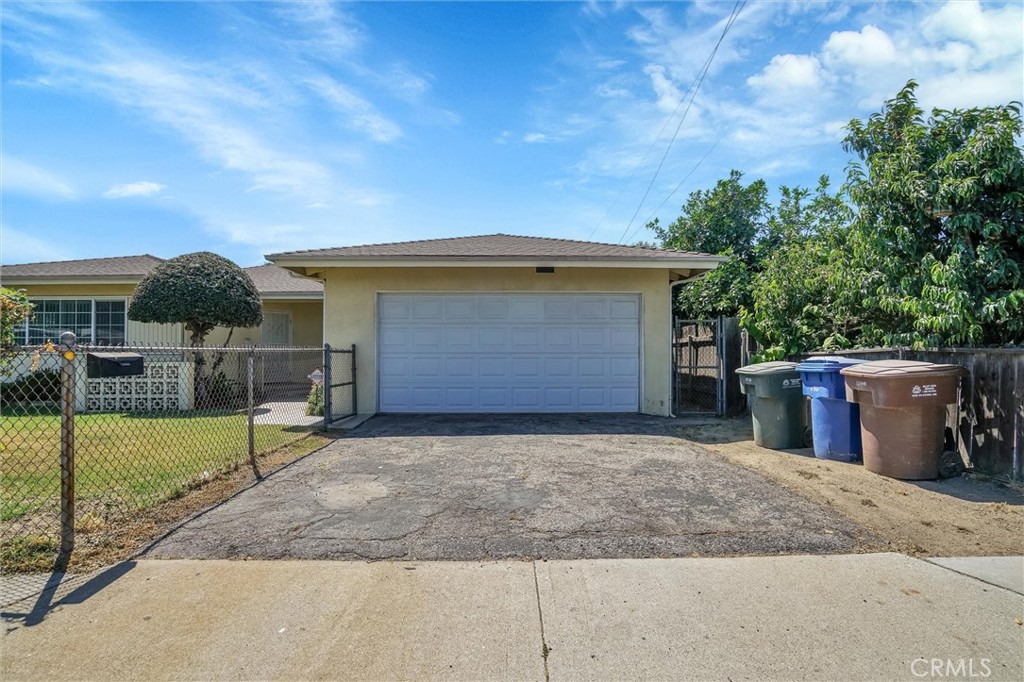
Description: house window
xmin=16 ymin=299 xmax=127 ymax=346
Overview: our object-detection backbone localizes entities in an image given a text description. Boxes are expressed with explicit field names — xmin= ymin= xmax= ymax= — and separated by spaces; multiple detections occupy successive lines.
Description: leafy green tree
xmin=1 ymin=287 xmax=34 ymax=371
xmin=128 ymin=252 xmax=262 ymax=347
xmin=650 ymin=170 xmax=769 ymax=317
xmin=840 ymin=81 xmax=1024 ymax=347
xmin=745 ymin=178 xmax=855 ymax=358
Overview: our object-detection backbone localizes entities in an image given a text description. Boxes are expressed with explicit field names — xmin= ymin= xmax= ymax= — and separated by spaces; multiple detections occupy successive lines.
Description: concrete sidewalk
xmin=2 ymin=554 xmax=1022 ymax=681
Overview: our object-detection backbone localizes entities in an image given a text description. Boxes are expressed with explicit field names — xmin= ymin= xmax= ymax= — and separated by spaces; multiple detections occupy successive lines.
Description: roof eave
xmin=0 ymin=277 xmax=145 ymax=286
xmin=267 ymin=256 xmax=727 ymax=270
xmin=259 ymin=292 xmax=324 ymax=300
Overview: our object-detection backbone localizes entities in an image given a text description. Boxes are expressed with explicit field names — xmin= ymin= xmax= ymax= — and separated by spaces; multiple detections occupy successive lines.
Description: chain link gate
xmin=672 ymin=317 xmax=725 ymax=416
xmin=323 ymin=344 xmax=356 ymax=426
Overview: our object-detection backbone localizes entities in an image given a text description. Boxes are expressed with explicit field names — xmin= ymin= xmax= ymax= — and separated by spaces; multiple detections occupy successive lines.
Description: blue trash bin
xmin=796 ymin=356 xmax=864 ymax=462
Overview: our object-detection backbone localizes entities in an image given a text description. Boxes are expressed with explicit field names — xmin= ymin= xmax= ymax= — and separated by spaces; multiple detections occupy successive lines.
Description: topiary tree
xmin=128 ymin=252 xmax=263 ymax=347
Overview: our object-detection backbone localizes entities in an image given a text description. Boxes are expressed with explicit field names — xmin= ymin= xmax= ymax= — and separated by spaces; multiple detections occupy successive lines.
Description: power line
xmin=616 ymin=0 xmax=746 ymax=245
xmin=625 ymin=0 xmax=843 ymax=244
xmin=584 ymin=17 xmax=732 ymax=242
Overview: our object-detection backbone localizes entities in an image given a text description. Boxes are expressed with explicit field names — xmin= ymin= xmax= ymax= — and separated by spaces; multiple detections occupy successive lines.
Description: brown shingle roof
xmin=267 ymin=234 xmax=716 ymax=261
xmin=1 ymin=254 xmax=165 ymax=282
xmin=244 ymin=264 xmax=322 ymax=297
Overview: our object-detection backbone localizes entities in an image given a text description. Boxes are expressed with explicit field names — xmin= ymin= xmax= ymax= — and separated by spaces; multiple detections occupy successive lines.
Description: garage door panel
xmin=380 ymin=328 xmax=410 ymax=351
xmin=512 ymin=387 xmax=540 ymax=408
xmin=577 ymin=299 xmax=608 ymax=320
xmin=511 ymin=357 xmax=540 ymax=377
xmin=545 ymin=357 xmax=573 ymax=377
xmin=511 ymin=328 xmax=540 ymax=350
xmin=479 ymin=357 xmax=507 ymax=377
xmin=445 ymin=327 xmax=475 ymax=349
xmin=411 ymin=357 xmax=442 ymax=377
xmin=544 ymin=298 xmax=573 ymax=321
xmin=379 ymin=294 xmax=639 ymax=413
xmin=412 ymin=328 xmax=443 ymax=349
xmin=611 ymin=357 xmax=639 ymax=377
xmin=479 ymin=387 xmax=508 ymax=409
xmin=444 ymin=298 xmax=476 ymax=320
xmin=478 ymin=297 xmax=511 ymax=319
xmin=411 ymin=297 xmax=443 ymax=320
xmin=510 ymin=298 xmax=543 ymax=320
xmin=478 ymin=328 xmax=509 ymax=350
xmin=610 ymin=299 xmax=639 ymax=320
xmin=610 ymin=327 xmax=639 ymax=349
xmin=445 ymin=356 xmax=474 ymax=377
xmin=445 ymin=387 xmax=475 ymax=408
xmin=545 ymin=387 xmax=574 ymax=409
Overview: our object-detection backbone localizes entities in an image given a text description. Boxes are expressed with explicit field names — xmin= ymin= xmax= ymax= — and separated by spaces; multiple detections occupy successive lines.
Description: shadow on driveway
xmin=145 ymin=414 xmax=876 ymax=562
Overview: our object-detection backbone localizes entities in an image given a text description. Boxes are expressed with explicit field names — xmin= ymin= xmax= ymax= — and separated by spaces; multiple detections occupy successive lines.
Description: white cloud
xmin=103 ymin=181 xmax=165 ymax=199
xmin=274 ymin=1 xmax=363 ymax=59
xmin=747 ymin=54 xmax=826 ymax=92
xmin=523 ymin=132 xmax=548 ymax=143
xmin=1 ymin=155 xmax=77 ymax=199
xmin=922 ymin=0 xmax=1024 ymax=65
xmin=305 ymin=76 xmax=402 ymax=143
xmin=644 ymin=64 xmax=683 ymax=112
xmin=822 ymin=25 xmax=898 ymax=70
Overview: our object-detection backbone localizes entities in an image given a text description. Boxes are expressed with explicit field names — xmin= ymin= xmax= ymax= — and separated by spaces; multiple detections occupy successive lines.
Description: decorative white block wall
xmin=82 ymin=361 xmax=194 ymax=412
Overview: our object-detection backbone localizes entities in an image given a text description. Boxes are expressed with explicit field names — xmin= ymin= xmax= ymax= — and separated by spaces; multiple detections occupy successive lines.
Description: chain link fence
xmin=1 ymin=341 xmax=342 ymax=602
xmin=672 ymin=318 xmax=724 ymax=415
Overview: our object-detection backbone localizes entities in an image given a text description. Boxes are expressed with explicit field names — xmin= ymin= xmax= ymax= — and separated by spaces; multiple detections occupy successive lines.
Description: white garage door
xmin=378 ymin=293 xmax=640 ymax=413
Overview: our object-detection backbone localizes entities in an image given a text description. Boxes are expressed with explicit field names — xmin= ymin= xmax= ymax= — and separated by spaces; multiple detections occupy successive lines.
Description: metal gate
xmin=672 ymin=317 xmax=725 ymax=415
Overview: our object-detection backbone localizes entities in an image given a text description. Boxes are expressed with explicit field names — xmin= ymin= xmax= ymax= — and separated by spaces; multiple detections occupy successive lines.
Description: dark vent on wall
xmin=535 ymin=266 xmax=555 ymax=274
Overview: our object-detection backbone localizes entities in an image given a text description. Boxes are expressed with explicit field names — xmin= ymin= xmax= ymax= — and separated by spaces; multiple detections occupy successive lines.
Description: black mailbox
xmin=87 ymin=352 xmax=144 ymax=379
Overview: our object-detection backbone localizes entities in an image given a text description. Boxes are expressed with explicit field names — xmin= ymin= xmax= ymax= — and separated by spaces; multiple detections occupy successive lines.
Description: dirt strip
xmin=679 ymin=419 xmax=1024 ymax=557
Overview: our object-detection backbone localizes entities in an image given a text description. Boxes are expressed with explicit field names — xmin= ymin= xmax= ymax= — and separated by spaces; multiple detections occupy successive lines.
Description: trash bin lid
xmin=795 ymin=356 xmax=864 ymax=373
xmin=839 ymin=359 xmax=966 ymax=378
xmin=736 ymin=360 xmax=798 ymax=376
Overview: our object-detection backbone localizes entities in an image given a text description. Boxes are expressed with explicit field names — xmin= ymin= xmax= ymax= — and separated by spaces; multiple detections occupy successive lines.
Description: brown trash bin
xmin=840 ymin=360 xmax=967 ymax=480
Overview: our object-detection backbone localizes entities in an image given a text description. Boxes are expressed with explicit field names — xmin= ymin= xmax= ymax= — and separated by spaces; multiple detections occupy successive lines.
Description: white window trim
xmin=20 ymin=296 xmax=129 ymax=346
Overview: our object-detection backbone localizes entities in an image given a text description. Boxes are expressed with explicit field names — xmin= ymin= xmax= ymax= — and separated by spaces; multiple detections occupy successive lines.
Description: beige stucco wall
xmin=321 ymin=267 xmax=673 ymax=416
xmin=205 ymin=300 xmax=323 ymax=347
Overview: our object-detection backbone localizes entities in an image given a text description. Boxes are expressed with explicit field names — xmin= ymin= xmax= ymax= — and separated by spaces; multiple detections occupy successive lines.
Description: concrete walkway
xmin=2 ymin=553 xmax=1021 ymax=681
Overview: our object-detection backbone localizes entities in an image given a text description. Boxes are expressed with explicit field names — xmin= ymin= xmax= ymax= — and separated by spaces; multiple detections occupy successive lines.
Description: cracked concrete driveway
xmin=146 ymin=415 xmax=873 ymax=561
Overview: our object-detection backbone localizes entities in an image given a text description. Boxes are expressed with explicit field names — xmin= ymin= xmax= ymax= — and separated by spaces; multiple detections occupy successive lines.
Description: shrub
xmin=306 ymin=382 xmax=324 ymax=417
xmin=0 ymin=369 xmax=61 ymax=404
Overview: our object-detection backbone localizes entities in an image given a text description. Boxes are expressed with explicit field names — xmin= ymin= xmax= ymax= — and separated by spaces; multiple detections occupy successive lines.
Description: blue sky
xmin=2 ymin=1 xmax=1022 ymax=267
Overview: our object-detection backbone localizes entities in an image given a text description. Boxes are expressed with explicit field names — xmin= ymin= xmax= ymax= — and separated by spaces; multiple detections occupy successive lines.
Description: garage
xmin=267 ymin=234 xmax=723 ymax=417
xmin=378 ymin=293 xmax=640 ymax=412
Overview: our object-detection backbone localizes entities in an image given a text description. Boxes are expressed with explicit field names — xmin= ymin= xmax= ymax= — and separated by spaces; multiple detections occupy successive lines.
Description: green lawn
xmin=0 ymin=408 xmax=313 ymax=524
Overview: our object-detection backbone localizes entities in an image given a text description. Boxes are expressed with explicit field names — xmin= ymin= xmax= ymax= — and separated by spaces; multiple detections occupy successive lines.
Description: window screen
xmin=19 ymin=299 xmax=127 ymax=346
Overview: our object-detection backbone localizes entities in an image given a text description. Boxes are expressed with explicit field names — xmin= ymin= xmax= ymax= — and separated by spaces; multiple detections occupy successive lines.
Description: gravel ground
xmin=146 ymin=414 xmax=874 ymax=561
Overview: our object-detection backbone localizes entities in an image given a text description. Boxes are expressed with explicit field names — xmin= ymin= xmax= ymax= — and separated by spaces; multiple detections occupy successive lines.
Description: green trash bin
xmin=736 ymin=361 xmax=807 ymax=449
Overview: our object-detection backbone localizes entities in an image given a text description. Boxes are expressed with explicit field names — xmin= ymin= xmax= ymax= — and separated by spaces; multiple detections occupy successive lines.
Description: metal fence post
xmin=247 ymin=346 xmax=255 ymax=459
xmin=350 ymin=344 xmax=357 ymax=417
xmin=323 ymin=343 xmax=332 ymax=429
xmin=59 ymin=331 xmax=77 ymax=556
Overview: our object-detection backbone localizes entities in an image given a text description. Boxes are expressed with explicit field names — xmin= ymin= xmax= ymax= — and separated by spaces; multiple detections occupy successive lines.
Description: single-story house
xmin=1 ymin=255 xmax=323 ymax=348
xmin=268 ymin=234 xmax=722 ymax=417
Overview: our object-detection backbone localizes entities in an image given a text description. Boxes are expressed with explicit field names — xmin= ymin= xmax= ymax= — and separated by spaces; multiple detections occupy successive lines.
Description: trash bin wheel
xmin=938 ymin=450 xmax=965 ymax=479
xmin=803 ymin=426 xmax=814 ymax=449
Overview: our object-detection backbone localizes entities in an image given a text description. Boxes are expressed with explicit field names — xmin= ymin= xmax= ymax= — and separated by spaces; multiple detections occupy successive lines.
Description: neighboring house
xmin=268 ymin=234 xmax=723 ymax=417
xmin=1 ymin=255 xmax=324 ymax=348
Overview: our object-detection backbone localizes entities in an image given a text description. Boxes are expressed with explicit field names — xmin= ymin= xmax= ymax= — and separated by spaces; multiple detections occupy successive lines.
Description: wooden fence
xmin=805 ymin=348 xmax=1023 ymax=482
